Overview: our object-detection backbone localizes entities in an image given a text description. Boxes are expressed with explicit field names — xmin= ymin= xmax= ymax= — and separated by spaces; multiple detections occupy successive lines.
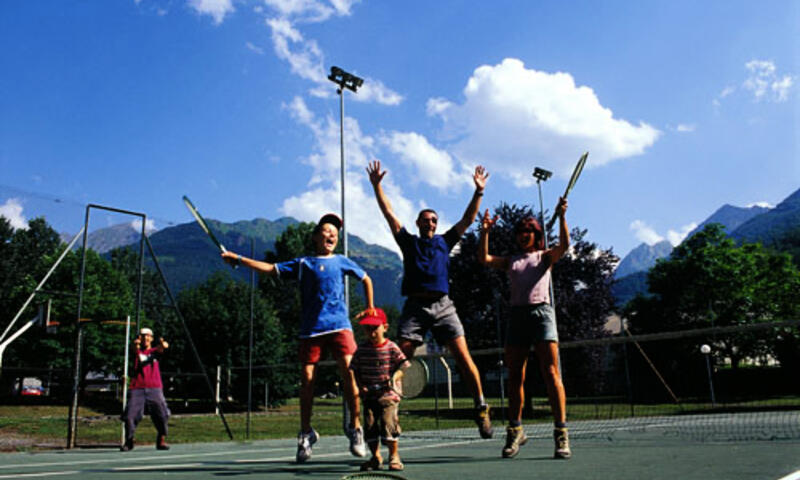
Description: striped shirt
xmin=350 ymin=339 xmax=408 ymax=400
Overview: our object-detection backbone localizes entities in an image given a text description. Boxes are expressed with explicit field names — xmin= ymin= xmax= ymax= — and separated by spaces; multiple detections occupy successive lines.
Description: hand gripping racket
xmin=391 ymin=358 xmax=429 ymax=399
xmin=363 ymin=357 xmax=429 ymax=400
xmin=182 ymin=195 xmax=227 ymax=253
xmin=546 ymin=151 xmax=588 ymax=230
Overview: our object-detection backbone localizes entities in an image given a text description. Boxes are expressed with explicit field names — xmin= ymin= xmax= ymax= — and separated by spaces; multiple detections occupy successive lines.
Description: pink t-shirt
xmin=508 ymin=251 xmax=551 ymax=306
xmin=129 ymin=347 xmax=163 ymax=389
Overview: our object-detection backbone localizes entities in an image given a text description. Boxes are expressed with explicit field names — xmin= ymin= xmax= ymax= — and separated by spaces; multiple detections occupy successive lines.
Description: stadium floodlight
xmin=533 ymin=167 xmax=553 ymax=182
xmin=328 ymin=66 xmax=364 ymax=93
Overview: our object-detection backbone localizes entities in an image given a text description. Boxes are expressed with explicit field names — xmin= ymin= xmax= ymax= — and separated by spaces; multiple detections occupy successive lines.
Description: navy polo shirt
xmin=394 ymin=227 xmax=460 ymax=296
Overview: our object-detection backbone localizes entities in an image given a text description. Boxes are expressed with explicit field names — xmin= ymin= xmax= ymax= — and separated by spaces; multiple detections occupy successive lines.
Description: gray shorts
xmin=398 ymin=295 xmax=465 ymax=346
xmin=506 ymin=303 xmax=559 ymax=347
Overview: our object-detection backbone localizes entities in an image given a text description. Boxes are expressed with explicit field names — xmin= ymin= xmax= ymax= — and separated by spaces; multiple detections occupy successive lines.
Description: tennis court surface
xmin=3 ymin=412 xmax=798 ymax=480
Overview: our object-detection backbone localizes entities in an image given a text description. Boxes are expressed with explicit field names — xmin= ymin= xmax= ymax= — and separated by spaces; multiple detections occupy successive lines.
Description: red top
xmin=130 ymin=347 xmax=163 ymax=389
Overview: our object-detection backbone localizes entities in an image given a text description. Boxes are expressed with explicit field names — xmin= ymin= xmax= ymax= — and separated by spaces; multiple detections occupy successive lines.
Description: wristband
xmin=237 ymin=254 xmax=242 ymax=266
xmin=476 ymin=190 xmax=484 ymax=197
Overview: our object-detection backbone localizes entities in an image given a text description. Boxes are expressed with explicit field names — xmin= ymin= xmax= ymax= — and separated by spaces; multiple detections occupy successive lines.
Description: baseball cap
xmin=139 ymin=327 xmax=154 ymax=336
xmin=317 ymin=213 xmax=343 ymax=231
xmin=358 ymin=308 xmax=387 ymax=326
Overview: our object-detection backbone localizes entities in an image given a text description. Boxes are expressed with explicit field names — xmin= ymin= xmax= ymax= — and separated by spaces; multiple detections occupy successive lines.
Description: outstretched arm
xmin=361 ymin=274 xmax=375 ymax=313
xmin=221 ymin=251 xmax=278 ymax=276
xmin=477 ymin=209 xmax=510 ymax=270
xmin=154 ymin=337 xmax=169 ymax=353
xmin=545 ymin=197 xmax=570 ymax=264
xmin=452 ymin=166 xmax=489 ymax=237
xmin=367 ymin=160 xmax=403 ymax=236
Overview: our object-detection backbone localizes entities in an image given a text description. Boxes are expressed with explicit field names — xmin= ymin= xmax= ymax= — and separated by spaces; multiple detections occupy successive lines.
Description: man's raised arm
xmin=367 ymin=160 xmax=403 ymax=236
xmin=452 ymin=166 xmax=489 ymax=237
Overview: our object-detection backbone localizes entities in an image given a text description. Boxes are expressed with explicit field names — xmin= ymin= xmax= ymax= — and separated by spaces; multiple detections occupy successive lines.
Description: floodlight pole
xmin=328 ymin=66 xmax=363 ymax=314
xmin=533 ymin=167 xmax=556 ymax=308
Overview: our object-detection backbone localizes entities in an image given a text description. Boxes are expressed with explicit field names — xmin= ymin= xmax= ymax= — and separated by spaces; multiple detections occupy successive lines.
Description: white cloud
xmin=743 ymin=60 xmax=794 ymax=103
xmin=630 ymin=220 xmax=663 ymax=245
xmin=430 ymin=58 xmax=660 ymax=187
xmin=666 ymin=222 xmax=697 ymax=246
xmin=354 ymin=79 xmax=403 ymax=106
xmin=266 ymin=18 xmax=327 ymax=84
xmin=631 ymin=219 xmax=698 ymax=247
xmin=187 ymin=0 xmax=234 ymax=25
xmin=263 ymin=0 xmax=359 ymax=22
xmin=675 ymin=123 xmax=696 ymax=133
xmin=0 ymin=198 xmax=29 ymax=230
xmin=746 ymin=201 xmax=773 ymax=209
xmin=426 ymin=97 xmax=453 ymax=116
xmin=130 ymin=218 xmax=158 ymax=234
xmin=380 ymin=132 xmax=464 ymax=192
xmin=713 ymin=85 xmax=736 ymax=107
xmin=245 ymin=42 xmax=265 ymax=55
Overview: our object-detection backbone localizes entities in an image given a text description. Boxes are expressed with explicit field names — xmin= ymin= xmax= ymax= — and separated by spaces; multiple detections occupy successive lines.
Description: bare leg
xmin=446 ymin=335 xmax=484 ymax=401
xmin=335 ymin=353 xmax=361 ymax=429
xmin=299 ymin=363 xmax=317 ymax=432
xmin=505 ymin=345 xmax=529 ymax=423
xmin=534 ymin=341 xmax=566 ymax=425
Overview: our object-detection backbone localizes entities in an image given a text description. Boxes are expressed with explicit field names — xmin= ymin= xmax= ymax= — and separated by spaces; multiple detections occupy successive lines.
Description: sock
xmin=555 ymin=421 xmax=567 ymax=429
xmin=474 ymin=395 xmax=486 ymax=408
xmin=509 ymin=419 xmax=522 ymax=428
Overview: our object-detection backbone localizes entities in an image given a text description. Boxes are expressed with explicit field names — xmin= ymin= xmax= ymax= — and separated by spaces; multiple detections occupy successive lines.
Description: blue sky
xmin=1 ymin=0 xmax=797 ymax=258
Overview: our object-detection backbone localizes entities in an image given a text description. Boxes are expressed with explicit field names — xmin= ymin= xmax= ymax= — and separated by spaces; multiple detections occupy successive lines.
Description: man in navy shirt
xmin=367 ymin=160 xmax=493 ymax=439
xmin=222 ymin=213 xmax=375 ymax=463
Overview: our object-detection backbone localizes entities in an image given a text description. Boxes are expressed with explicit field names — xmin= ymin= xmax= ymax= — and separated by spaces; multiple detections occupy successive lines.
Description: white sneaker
xmin=349 ymin=426 xmax=367 ymax=457
xmin=296 ymin=429 xmax=319 ymax=463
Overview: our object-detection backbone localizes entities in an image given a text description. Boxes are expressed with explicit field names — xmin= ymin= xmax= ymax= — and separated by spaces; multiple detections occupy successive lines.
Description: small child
xmin=349 ymin=308 xmax=410 ymax=472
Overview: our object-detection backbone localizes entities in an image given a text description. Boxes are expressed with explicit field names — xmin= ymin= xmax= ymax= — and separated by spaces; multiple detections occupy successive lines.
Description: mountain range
xmin=612 ymin=187 xmax=800 ymax=307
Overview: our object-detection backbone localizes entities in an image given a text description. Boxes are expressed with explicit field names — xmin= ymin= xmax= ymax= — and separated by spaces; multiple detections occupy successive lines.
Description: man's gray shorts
xmin=398 ymin=295 xmax=464 ymax=346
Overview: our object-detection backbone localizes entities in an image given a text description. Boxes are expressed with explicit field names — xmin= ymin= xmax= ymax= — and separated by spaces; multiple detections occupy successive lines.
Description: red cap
xmin=358 ymin=308 xmax=387 ymax=326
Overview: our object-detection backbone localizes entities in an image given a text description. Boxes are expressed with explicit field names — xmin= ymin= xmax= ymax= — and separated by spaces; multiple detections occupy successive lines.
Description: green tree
xmin=174 ymin=272 xmax=289 ymax=405
xmin=625 ymin=223 xmax=800 ymax=370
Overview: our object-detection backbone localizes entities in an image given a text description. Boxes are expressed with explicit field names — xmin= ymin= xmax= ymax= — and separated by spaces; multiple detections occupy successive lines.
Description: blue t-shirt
xmin=394 ymin=227 xmax=460 ymax=296
xmin=276 ymin=255 xmax=367 ymax=338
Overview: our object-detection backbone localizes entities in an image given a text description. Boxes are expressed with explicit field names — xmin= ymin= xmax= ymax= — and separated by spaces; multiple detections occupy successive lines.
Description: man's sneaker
xmin=296 ymin=428 xmax=319 ymax=463
xmin=120 ymin=438 xmax=134 ymax=452
xmin=349 ymin=426 xmax=367 ymax=457
xmin=474 ymin=404 xmax=494 ymax=439
xmin=553 ymin=427 xmax=571 ymax=459
xmin=501 ymin=425 xmax=528 ymax=458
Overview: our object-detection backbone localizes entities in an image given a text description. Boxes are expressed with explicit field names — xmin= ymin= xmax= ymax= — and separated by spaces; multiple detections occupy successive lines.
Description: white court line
xmin=113 ymin=463 xmax=202 ymax=471
xmin=0 ymin=472 xmax=78 ymax=479
xmin=0 ymin=438 xmax=485 ymax=478
xmin=776 ymin=471 xmax=800 ymax=480
xmin=0 ymin=447 xmax=278 ymax=470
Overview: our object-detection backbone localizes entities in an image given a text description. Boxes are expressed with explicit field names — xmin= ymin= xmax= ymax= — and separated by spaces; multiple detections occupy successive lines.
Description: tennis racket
xmin=182 ymin=195 xmax=227 ymax=253
xmin=392 ymin=358 xmax=429 ymax=399
xmin=546 ymin=151 xmax=588 ymax=230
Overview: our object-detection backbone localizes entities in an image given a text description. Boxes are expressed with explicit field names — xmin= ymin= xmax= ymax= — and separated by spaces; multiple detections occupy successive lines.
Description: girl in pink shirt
xmin=478 ymin=197 xmax=571 ymax=460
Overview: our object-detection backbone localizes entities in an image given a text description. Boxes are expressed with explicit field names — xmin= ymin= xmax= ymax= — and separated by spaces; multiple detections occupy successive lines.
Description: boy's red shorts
xmin=298 ymin=330 xmax=357 ymax=364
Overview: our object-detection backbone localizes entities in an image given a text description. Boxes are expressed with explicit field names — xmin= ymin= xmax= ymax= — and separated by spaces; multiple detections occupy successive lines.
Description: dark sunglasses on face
xmin=422 ymin=217 xmax=438 ymax=224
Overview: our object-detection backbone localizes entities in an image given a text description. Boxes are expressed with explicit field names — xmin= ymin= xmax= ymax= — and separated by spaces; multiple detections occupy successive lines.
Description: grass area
xmin=2 ymin=394 xmax=798 ymax=451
